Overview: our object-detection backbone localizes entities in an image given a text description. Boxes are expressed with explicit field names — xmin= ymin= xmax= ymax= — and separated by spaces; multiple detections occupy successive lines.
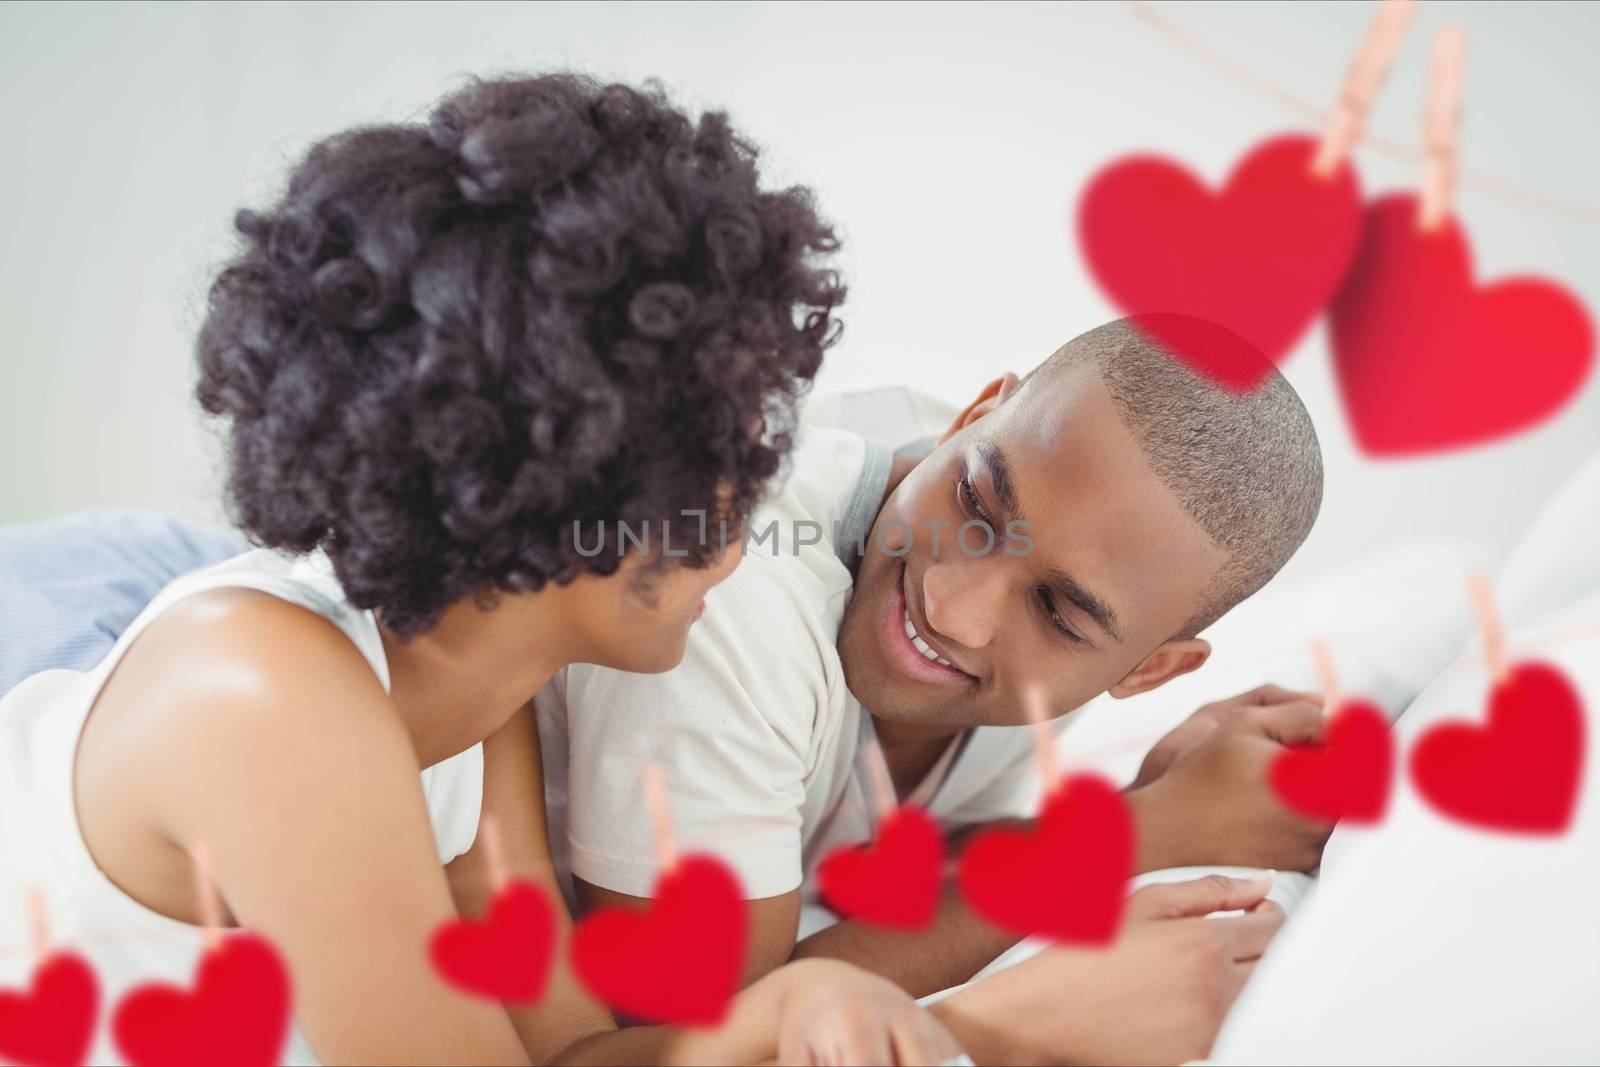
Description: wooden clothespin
xmin=1468 ymin=573 xmax=1510 ymax=685
xmin=1419 ymin=26 xmax=1468 ymax=230
xmin=479 ymin=813 xmax=508 ymax=895
xmin=1311 ymin=0 xmax=1417 ymax=178
xmin=1311 ymin=637 xmax=1341 ymax=713
xmin=26 ymin=885 xmax=50 ymax=967
xmin=863 ymin=739 xmax=899 ymax=824
xmin=642 ymin=762 xmax=678 ymax=874
xmin=1022 ymin=685 xmax=1061 ymax=792
xmin=190 ymin=843 xmax=224 ymax=954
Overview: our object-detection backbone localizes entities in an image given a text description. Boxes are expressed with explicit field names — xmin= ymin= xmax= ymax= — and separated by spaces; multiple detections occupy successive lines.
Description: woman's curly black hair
xmin=196 ymin=73 xmax=844 ymax=636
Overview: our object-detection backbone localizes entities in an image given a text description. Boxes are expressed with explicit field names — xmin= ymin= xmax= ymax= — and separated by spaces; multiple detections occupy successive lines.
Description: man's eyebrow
xmin=1046 ymin=566 xmax=1124 ymax=643
xmin=975 ymin=439 xmax=1021 ymax=521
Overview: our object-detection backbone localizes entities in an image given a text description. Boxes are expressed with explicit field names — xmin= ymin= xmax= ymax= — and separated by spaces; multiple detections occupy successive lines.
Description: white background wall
xmin=1 ymin=0 xmax=1596 ymax=585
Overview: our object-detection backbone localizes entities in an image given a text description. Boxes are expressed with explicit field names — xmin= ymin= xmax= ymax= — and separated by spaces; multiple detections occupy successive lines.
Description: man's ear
xmin=936 ymin=373 xmax=1022 ymax=446
xmin=1108 ymin=638 xmax=1211 ymax=699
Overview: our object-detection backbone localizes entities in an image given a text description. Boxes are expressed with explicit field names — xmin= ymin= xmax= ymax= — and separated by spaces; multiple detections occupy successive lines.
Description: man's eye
xmin=957 ymin=472 xmax=992 ymax=526
xmin=1036 ymin=587 xmax=1085 ymax=645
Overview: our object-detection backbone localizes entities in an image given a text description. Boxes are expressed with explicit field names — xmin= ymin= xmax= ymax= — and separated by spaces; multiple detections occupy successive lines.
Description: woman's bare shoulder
xmin=75 ymin=586 xmax=423 ymax=926
xmin=83 ymin=585 xmax=410 ymax=808
xmin=100 ymin=585 xmax=387 ymax=714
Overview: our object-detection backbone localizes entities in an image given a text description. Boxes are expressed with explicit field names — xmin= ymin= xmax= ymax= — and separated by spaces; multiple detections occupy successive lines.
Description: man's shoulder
xmin=693 ymin=546 xmax=846 ymax=687
xmin=740 ymin=426 xmax=889 ymax=589
xmin=546 ymin=546 xmax=844 ymax=747
xmin=755 ymin=426 xmax=882 ymax=535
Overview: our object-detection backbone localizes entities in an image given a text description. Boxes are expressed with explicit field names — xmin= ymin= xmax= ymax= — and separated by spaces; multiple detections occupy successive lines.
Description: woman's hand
xmin=930 ymin=875 xmax=1284 ymax=1066
xmin=773 ymin=959 xmax=964 ymax=1066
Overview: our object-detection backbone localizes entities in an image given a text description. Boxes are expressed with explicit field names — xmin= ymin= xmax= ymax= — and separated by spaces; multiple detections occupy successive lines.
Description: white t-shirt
xmin=0 ymin=548 xmax=484 ymax=1067
xmin=535 ymin=426 xmax=1060 ymax=926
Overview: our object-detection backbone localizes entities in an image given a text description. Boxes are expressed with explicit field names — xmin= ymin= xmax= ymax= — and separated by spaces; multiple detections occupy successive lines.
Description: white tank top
xmin=0 ymin=547 xmax=484 ymax=1067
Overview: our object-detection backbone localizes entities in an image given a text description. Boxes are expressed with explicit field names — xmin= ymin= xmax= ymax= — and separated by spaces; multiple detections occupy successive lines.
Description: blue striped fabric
xmin=0 ymin=511 xmax=248 ymax=699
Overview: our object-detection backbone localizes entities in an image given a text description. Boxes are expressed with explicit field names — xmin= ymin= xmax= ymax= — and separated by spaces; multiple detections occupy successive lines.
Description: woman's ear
xmin=1108 ymin=638 xmax=1211 ymax=699
xmin=936 ymin=373 xmax=1022 ymax=445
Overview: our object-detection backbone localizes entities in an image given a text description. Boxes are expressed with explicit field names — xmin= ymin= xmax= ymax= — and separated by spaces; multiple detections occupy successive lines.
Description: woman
xmin=0 ymin=73 xmax=958 ymax=1065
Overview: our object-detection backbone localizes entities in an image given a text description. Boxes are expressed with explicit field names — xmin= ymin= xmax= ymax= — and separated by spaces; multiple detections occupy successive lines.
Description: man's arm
xmin=788 ymin=690 xmax=1333 ymax=996
xmin=573 ymin=879 xmax=803 ymax=989
xmin=790 ymin=824 xmax=1014 ymax=998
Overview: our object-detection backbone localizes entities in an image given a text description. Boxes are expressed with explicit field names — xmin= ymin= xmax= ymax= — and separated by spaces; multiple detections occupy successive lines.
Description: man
xmin=538 ymin=313 xmax=1333 ymax=1002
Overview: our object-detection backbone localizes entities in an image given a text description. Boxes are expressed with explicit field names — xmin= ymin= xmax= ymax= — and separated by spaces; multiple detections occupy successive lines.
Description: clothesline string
xmin=1126 ymin=0 xmax=1600 ymax=224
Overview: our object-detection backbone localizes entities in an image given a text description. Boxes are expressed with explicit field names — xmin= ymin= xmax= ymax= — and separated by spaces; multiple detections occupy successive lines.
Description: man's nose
xmin=921 ymin=554 xmax=1007 ymax=651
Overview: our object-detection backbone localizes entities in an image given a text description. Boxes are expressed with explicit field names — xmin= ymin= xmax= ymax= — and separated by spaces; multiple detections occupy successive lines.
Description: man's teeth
xmin=903 ymin=608 xmax=954 ymax=668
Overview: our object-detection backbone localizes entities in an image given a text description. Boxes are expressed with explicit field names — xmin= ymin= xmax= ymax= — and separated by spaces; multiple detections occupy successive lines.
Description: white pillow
xmin=802 ymin=385 xmax=958 ymax=448
xmin=1213 ymin=453 xmax=1600 ymax=1065
xmin=1056 ymin=540 xmax=1486 ymax=785
xmin=1494 ymin=448 xmax=1600 ymax=630
xmin=1210 ymin=584 xmax=1600 ymax=1065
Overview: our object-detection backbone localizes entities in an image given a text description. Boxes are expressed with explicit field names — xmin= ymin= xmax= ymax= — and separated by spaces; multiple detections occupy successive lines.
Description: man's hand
xmin=931 ymin=875 xmax=1284 ymax=1066
xmin=1128 ymin=684 xmax=1324 ymax=790
xmin=1128 ymin=693 xmax=1334 ymax=873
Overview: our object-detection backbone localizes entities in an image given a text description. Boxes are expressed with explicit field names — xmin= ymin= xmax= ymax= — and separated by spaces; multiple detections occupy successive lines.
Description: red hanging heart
xmin=818 ymin=806 xmax=945 ymax=930
xmin=1330 ymin=194 xmax=1594 ymax=456
xmin=956 ymin=774 xmax=1133 ymax=945
xmin=112 ymin=933 xmax=291 ymax=1067
xmin=430 ymin=879 xmax=557 ymax=1004
xmin=0 ymin=951 xmax=99 ymax=1067
xmin=570 ymin=855 xmax=746 ymax=1027
xmin=1077 ymin=134 xmax=1362 ymax=389
xmin=1269 ymin=700 xmax=1394 ymax=824
xmin=1410 ymin=661 xmax=1586 ymax=834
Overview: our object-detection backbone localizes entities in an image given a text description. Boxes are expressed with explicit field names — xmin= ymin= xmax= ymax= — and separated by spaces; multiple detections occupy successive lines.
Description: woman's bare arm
xmin=443 ymin=700 xmax=618 ymax=1063
xmin=93 ymin=594 xmax=950 ymax=1067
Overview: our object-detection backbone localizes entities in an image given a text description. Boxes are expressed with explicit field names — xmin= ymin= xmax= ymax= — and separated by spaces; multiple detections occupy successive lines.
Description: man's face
xmin=838 ymin=364 xmax=1228 ymax=729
